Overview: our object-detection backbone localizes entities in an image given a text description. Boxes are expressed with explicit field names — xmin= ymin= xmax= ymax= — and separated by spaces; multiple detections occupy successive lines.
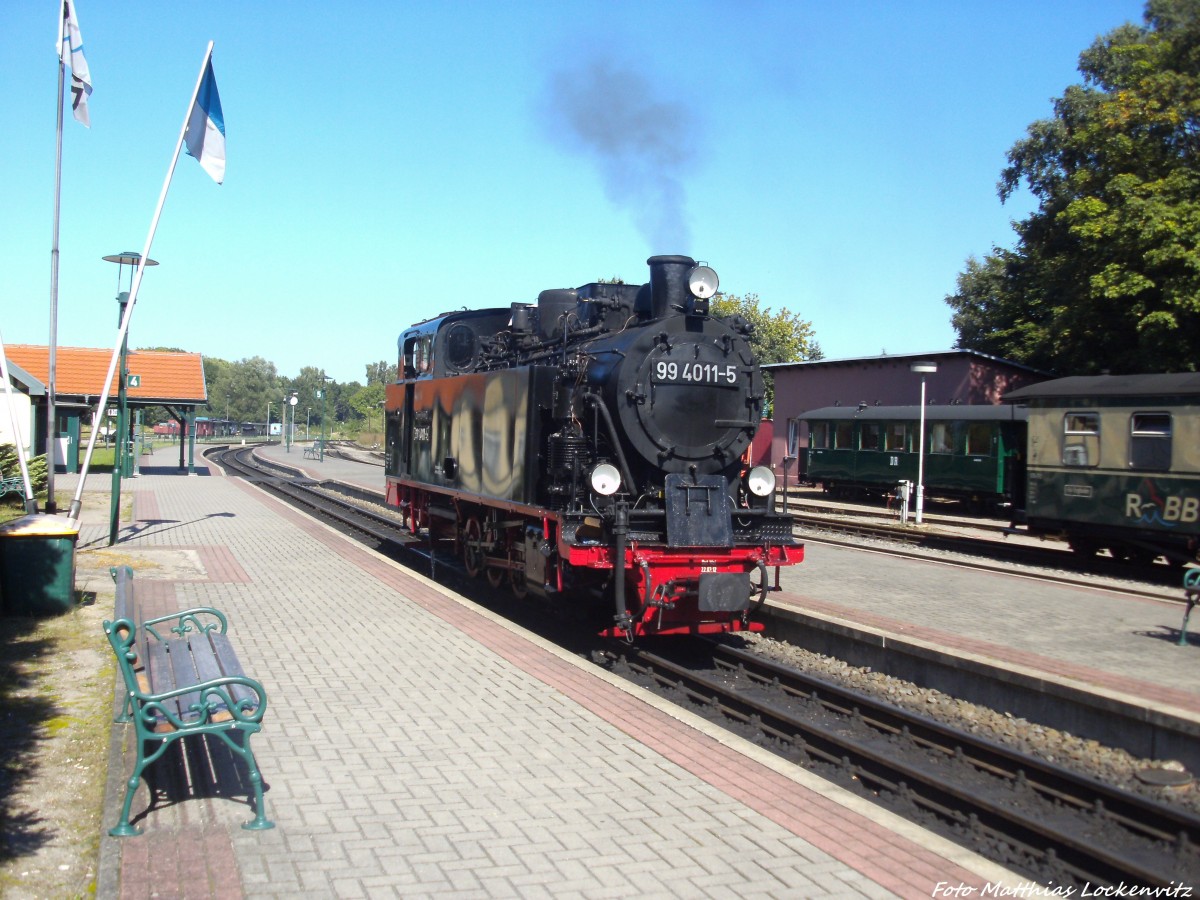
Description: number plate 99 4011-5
xmin=652 ymin=360 xmax=738 ymax=385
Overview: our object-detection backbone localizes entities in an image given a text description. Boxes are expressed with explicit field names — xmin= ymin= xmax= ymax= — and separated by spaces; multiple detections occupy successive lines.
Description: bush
xmin=0 ymin=443 xmax=47 ymax=502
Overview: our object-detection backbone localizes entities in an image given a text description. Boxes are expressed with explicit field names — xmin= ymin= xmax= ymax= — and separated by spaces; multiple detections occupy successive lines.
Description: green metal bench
xmin=103 ymin=565 xmax=274 ymax=836
xmin=0 ymin=475 xmax=25 ymax=499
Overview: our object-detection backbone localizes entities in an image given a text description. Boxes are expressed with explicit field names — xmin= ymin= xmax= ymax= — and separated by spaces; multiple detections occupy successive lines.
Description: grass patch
xmin=0 ymin=590 xmax=114 ymax=897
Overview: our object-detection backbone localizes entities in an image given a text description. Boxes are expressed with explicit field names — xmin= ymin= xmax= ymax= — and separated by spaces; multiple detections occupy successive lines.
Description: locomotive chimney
xmin=646 ymin=255 xmax=696 ymax=320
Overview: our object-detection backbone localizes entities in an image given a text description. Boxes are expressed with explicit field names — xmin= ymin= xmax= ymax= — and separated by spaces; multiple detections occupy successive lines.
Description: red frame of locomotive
xmin=386 ymin=478 xmax=801 ymax=639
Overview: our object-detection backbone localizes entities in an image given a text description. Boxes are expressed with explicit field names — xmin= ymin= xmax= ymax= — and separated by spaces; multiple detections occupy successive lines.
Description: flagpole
xmin=68 ymin=41 xmax=216 ymax=523
xmin=45 ymin=13 xmax=69 ymax=515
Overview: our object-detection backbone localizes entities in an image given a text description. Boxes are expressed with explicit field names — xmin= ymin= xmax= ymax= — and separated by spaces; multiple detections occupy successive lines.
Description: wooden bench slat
xmin=208 ymin=632 xmax=259 ymax=711
xmin=143 ymin=635 xmax=184 ymax=728
xmin=168 ymin=633 xmax=207 ymax=724
xmin=187 ymin=631 xmax=244 ymax=721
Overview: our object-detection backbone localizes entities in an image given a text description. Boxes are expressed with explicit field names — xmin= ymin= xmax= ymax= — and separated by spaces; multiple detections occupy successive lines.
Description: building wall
xmin=0 ymin=391 xmax=33 ymax=452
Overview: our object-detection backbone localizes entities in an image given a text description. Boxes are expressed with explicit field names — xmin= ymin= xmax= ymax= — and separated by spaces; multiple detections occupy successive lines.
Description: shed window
xmin=1130 ymin=413 xmax=1171 ymax=471
xmin=884 ymin=423 xmax=907 ymax=451
xmin=1063 ymin=412 xmax=1099 ymax=467
xmin=787 ymin=418 xmax=803 ymax=457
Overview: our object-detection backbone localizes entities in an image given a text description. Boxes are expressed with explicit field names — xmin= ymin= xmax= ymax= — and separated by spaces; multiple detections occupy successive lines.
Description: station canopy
xmin=4 ymin=345 xmax=207 ymax=411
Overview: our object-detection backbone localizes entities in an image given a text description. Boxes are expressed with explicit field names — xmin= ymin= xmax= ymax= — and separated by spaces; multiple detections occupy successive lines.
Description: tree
xmin=222 ymin=356 xmax=279 ymax=425
xmin=947 ymin=0 xmax=1200 ymax=374
xmin=349 ymin=382 xmax=386 ymax=438
xmin=711 ymin=292 xmax=818 ymax=414
xmin=364 ymin=360 xmax=393 ymax=386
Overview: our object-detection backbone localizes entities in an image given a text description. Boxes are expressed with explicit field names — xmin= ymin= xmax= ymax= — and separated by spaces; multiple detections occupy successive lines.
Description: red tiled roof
xmin=5 ymin=345 xmax=207 ymax=404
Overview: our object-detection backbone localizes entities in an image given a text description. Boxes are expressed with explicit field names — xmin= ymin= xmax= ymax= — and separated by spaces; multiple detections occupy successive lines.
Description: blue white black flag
xmin=184 ymin=58 xmax=226 ymax=183
xmin=58 ymin=0 xmax=92 ymax=127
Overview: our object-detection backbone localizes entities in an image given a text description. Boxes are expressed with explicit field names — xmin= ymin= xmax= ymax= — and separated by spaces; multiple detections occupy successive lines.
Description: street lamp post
xmin=317 ymin=374 xmax=332 ymax=461
xmin=286 ymin=392 xmax=298 ymax=451
xmin=266 ymin=401 xmax=272 ymax=441
xmin=910 ymin=361 xmax=938 ymax=524
xmin=306 ymin=407 xmax=311 ymax=441
xmin=102 ymin=251 xmax=157 ymax=546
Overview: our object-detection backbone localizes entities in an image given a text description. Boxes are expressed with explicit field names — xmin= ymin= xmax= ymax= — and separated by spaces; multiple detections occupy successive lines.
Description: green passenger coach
xmin=801 ymin=405 xmax=1028 ymax=510
xmin=1004 ymin=373 xmax=1200 ymax=564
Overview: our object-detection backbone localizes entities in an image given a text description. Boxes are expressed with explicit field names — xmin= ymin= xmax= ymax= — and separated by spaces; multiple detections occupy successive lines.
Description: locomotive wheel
xmin=463 ymin=517 xmax=485 ymax=579
xmin=510 ymin=568 xmax=528 ymax=599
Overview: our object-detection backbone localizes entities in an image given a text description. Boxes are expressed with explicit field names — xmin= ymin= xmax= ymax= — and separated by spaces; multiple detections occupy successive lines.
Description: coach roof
xmin=1004 ymin=373 xmax=1200 ymax=402
xmin=799 ymin=404 xmax=1027 ymax=422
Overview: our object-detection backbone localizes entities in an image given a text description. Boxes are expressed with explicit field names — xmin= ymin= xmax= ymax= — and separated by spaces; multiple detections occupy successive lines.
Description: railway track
xmin=608 ymin=640 xmax=1200 ymax=890
xmin=212 ymin=444 xmax=419 ymax=547
xmin=786 ymin=503 xmax=1187 ymax=598
xmin=212 ymin=443 xmax=1200 ymax=889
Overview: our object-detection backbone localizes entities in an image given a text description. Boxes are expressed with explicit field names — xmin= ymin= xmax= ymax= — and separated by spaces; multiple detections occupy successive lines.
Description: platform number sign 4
xmin=127 ymin=375 xmax=141 ymax=388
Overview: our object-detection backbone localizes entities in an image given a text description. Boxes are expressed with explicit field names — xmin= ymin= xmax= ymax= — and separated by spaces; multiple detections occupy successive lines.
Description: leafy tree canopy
xmin=364 ymin=360 xmax=393 ymax=385
xmin=711 ymin=292 xmax=819 ymax=414
xmin=947 ymin=0 xmax=1200 ymax=374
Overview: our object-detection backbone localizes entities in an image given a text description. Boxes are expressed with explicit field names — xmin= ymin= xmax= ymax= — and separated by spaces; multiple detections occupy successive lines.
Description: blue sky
xmin=2 ymin=1 xmax=1145 ymax=385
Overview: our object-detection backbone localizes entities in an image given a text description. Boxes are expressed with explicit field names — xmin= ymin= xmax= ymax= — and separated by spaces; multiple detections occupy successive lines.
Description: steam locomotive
xmin=383 ymin=255 xmax=801 ymax=637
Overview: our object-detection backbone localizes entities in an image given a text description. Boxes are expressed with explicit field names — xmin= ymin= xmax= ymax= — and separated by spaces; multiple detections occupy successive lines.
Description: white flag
xmin=58 ymin=0 xmax=92 ymax=127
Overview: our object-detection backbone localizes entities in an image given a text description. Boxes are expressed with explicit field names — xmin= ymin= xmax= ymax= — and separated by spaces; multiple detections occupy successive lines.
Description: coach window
xmin=861 ymin=422 xmax=882 ymax=451
xmin=884 ymin=423 xmax=907 ymax=451
xmin=809 ymin=422 xmax=829 ymax=450
xmin=965 ymin=423 xmax=992 ymax=456
xmin=1063 ymin=412 xmax=1099 ymax=467
xmin=834 ymin=421 xmax=854 ymax=449
xmin=1130 ymin=412 xmax=1172 ymax=471
xmin=930 ymin=422 xmax=953 ymax=454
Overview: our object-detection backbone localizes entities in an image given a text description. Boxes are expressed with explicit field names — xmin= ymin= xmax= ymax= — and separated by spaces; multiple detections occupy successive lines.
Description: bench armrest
xmin=141 ymin=607 xmax=230 ymax=642
xmin=136 ymin=675 xmax=269 ymax=730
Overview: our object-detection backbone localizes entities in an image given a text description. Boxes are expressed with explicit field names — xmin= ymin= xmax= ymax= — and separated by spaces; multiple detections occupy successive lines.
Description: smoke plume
xmin=544 ymin=59 xmax=700 ymax=251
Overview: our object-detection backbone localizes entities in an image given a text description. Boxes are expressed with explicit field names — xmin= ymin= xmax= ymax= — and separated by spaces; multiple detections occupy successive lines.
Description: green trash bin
xmin=0 ymin=513 xmax=79 ymax=616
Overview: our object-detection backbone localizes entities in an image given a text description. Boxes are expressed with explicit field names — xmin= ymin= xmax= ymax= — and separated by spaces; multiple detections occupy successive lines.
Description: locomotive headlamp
xmin=746 ymin=465 xmax=776 ymax=497
xmin=688 ymin=265 xmax=719 ymax=299
xmin=687 ymin=265 xmax=718 ymax=316
xmin=589 ymin=462 xmax=622 ymax=496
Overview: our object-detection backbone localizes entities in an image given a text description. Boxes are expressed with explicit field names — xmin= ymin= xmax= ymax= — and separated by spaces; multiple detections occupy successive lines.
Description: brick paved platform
xmin=775 ymin=537 xmax=1200 ymax=709
xmin=65 ymin=451 xmax=1028 ymax=898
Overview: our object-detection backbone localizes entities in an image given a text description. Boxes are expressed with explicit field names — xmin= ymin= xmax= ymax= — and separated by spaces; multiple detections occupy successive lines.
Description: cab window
xmin=1130 ymin=413 xmax=1171 ymax=471
xmin=445 ymin=324 xmax=476 ymax=370
xmin=1063 ymin=412 xmax=1099 ymax=467
xmin=403 ymin=336 xmax=434 ymax=378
